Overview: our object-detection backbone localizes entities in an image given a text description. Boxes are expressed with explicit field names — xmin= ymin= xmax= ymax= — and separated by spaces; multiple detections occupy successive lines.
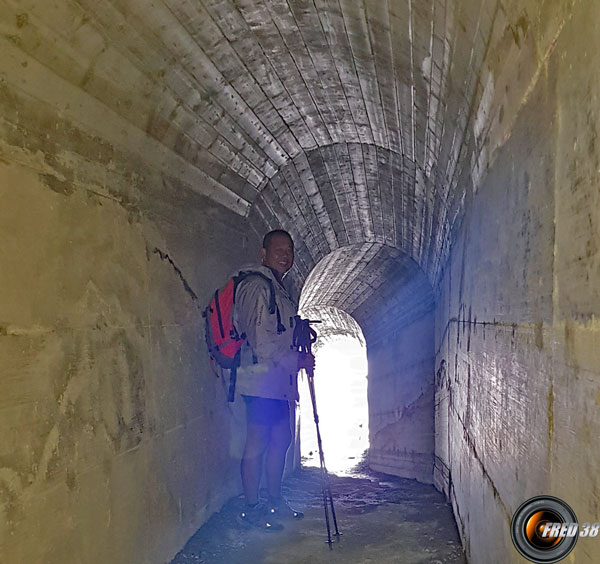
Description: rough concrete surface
xmin=1 ymin=0 xmax=600 ymax=563
xmin=168 ymin=462 xmax=465 ymax=564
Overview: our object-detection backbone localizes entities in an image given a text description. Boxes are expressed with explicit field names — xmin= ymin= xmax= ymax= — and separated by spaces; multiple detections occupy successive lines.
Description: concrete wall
xmin=434 ymin=2 xmax=600 ymax=562
xmin=368 ymin=308 xmax=435 ymax=484
xmin=0 ymin=30 xmax=255 ymax=564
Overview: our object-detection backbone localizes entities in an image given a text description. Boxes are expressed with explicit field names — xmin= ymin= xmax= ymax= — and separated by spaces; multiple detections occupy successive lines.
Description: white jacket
xmin=233 ymin=266 xmax=299 ymax=401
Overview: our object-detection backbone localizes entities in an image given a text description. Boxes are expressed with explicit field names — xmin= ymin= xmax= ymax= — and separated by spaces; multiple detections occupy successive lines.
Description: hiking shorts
xmin=242 ymin=394 xmax=290 ymax=426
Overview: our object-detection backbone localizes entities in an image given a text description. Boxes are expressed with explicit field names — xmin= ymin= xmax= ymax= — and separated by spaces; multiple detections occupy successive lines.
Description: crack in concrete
xmin=152 ymin=247 xmax=199 ymax=304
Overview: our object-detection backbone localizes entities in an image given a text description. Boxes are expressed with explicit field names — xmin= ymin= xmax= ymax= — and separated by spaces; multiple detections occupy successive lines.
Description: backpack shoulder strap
xmin=233 ymin=271 xmax=277 ymax=315
xmin=233 ymin=271 xmax=285 ymax=334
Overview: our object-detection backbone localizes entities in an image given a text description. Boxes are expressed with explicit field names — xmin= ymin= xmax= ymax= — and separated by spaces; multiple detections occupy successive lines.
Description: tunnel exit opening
xmin=296 ymin=306 xmax=368 ymax=476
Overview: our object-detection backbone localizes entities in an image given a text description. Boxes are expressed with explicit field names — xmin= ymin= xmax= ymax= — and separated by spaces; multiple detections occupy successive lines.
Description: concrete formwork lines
xmin=291 ymin=152 xmax=339 ymax=251
xmin=338 ymin=0 xmax=389 ymax=149
xmin=312 ymin=243 xmax=376 ymax=307
xmin=168 ymin=0 xmax=304 ymax=159
xmin=409 ymin=0 xmax=435 ymax=174
xmin=65 ymin=0 xmax=277 ymax=186
xmin=338 ymin=248 xmax=395 ymax=313
xmin=441 ymin=0 xmax=492 ymax=198
xmin=333 ymin=142 xmax=367 ymax=241
xmin=285 ymin=0 xmax=361 ymax=143
xmin=423 ymin=0 xmax=450 ymax=178
xmin=267 ymin=174 xmax=320 ymax=267
xmin=375 ymin=145 xmax=397 ymax=248
xmin=313 ymin=0 xmax=375 ymax=145
xmin=407 ymin=0 xmax=417 ymax=162
xmin=0 ymin=35 xmax=250 ymax=215
xmin=347 ymin=143 xmax=376 ymax=241
xmin=202 ymin=0 xmax=318 ymax=152
xmin=364 ymin=0 xmax=403 ymax=155
xmin=319 ymin=144 xmax=362 ymax=244
xmin=103 ymin=0 xmax=291 ymax=166
xmin=361 ymin=143 xmax=386 ymax=244
xmin=266 ymin=0 xmax=344 ymax=144
xmin=279 ymin=158 xmax=331 ymax=259
xmin=332 ymin=243 xmax=384 ymax=311
xmin=307 ymin=148 xmax=349 ymax=247
xmin=298 ymin=250 xmax=339 ymax=308
xmin=390 ymin=149 xmax=404 ymax=249
xmin=389 ymin=0 xmax=414 ymax=164
xmin=233 ymin=0 xmax=332 ymax=148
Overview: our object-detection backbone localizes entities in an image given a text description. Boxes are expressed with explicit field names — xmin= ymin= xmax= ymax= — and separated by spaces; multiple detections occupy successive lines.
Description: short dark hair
xmin=262 ymin=229 xmax=293 ymax=250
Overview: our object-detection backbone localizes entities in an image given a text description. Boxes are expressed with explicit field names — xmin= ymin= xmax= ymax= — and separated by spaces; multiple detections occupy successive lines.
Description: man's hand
xmin=297 ymin=352 xmax=315 ymax=373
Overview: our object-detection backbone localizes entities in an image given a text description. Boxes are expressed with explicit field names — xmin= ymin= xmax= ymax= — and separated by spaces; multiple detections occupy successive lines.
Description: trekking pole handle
xmin=292 ymin=316 xmax=320 ymax=355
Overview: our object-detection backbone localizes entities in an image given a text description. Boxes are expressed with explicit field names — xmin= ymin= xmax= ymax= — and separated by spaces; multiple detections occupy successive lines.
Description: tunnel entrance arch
xmin=296 ymin=243 xmax=436 ymax=483
xmin=296 ymin=305 xmax=368 ymax=475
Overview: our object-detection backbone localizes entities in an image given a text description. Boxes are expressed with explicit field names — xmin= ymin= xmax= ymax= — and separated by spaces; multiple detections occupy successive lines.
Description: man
xmin=233 ymin=229 xmax=314 ymax=530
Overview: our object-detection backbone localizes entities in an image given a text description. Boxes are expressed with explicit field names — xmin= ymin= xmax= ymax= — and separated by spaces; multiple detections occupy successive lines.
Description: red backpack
xmin=203 ymin=271 xmax=283 ymax=401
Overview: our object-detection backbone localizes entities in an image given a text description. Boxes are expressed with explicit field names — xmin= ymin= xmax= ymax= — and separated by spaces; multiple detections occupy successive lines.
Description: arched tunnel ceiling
xmin=3 ymin=0 xmax=569 ymax=324
xmin=299 ymin=243 xmax=434 ymax=337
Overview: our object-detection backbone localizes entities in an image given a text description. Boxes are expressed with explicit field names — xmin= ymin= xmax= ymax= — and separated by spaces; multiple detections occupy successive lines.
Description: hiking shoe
xmin=238 ymin=502 xmax=284 ymax=531
xmin=267 ymin=496 xmax=304 ymax=520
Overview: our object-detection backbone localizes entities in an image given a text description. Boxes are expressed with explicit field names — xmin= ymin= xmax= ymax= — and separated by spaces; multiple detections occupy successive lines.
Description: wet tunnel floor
xmin=168 ymin=462 xmax=465 ymax=564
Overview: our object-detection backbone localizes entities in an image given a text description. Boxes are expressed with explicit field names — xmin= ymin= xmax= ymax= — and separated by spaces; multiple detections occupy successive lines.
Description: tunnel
xmin=1 ymin=0 xmax=599 ymax=563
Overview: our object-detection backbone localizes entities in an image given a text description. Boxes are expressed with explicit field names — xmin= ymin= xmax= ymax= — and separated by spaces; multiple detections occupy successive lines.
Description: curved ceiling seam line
xmin=272 ymin=170 xmax=325 ymax=264
xmin=335 ymin=0 xmax=380 ymax=149
xmin=261 ymin=176 xmax=319 ymax=271
xmin=284 ymin=156 xmax=334 ymax=256
xmin=199 ymin=0 xmax=317 ymax=156
xmin=385 ymin=0 xmax=405 ymax=160
xmin=440 ymin=0 xmax=490 ymax=195
xmin=258 ymin=0 xmax=336 ymax=147
xmin=37 ymin=0 xmax=264 ymax=199
xmin=407 ymin=0 xmax=417 ymax=163
xmin=291 ymin=152 xmax=339 ymax=251
xmin=359 ymin=0 xmax=390 ymax=149
xmin=312 ymin=0 xmax=371 ymax=146
xmin=440 ymin=0 xmax=502 ymax=258
xmin=358 ymin=142 xmax=380 ymax=243
xmin=79 ymin=0 xmax=277 ymax=188
xmin=328 ymin=242 xmax=381 ymax=308
xmin=157 ymin=0 xmax=294 ymax=167
xmin=279 ymin=0 xmax=347 ymax=146
xmin=312 ymin=243 xmax=375 ymax=307
xmin=308 ymin=0 xmax=362 ymax=143
xmin=126 ymin=0 xmax=290 ymax=172
xmin=196 ymin=0 xmax=305 ymax=158
xmin=314 ymin=145 xmax=352 ymax=247
xmin=336 ymin=247 xmax=396 ymax=310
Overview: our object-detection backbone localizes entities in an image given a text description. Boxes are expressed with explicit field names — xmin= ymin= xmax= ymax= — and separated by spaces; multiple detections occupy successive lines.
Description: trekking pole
xmin=292 ymin=316 xmax=341 ymax=548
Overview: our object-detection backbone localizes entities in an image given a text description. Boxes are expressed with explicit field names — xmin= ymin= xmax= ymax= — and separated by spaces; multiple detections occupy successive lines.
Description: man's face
xmin=261 ymin=234 xmax=294 ymax=276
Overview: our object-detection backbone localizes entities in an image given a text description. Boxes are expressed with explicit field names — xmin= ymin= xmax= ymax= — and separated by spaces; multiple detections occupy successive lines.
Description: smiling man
xmin=233 ymin=229 xmax=314 ymax=530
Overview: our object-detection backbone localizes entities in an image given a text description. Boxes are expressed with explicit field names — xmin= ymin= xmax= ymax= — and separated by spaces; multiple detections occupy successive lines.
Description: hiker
xmin=234 ymin=229 xmax=314 ymax=530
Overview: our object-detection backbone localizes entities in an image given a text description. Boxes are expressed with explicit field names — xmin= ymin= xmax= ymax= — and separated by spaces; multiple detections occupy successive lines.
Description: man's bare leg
xmin=241 ymin=422 xmax=270 ymax=505
xmin=265 ymin=416 xmax=292 ymax=499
